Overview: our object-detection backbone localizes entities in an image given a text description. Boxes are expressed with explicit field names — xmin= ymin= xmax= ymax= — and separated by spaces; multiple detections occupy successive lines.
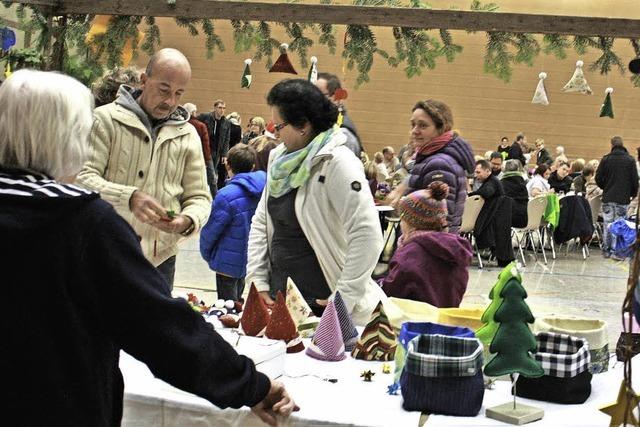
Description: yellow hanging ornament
xmin=4 ymin=61 xmax=12 ymax=78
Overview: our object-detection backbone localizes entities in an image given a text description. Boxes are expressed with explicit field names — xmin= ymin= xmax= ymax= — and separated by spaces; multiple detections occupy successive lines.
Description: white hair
xmin=183 ymin=102 xmax=197 ymax=115
xmin=0 ymin=69 xmax=93 ymax=179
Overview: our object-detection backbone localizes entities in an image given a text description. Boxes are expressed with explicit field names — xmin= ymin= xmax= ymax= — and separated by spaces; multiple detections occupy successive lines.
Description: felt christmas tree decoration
xmin=285 ymin=277 xmax=313 ymax=327
xmin=265 ymin=291 xmax=305 ymax=353
xmin=531 ymin=72 xmax=549 ymax=106
xmin=241 ymin=58 xmax=252 ymax=89
xmin=240 ymin=283 xmax=271 ymax=337
xmin=306 ymin=299 xmax=346 ymax=361
xmin=269 ymin=43 xmax=297 ymax=74
xmin=599 ymin=87 xmax=614 ymax=118
xmin=476 ymin=262 xmax=520 ymax=348
xmin=351 ymin=301 xmax=397 ymax=361
xmin=308 ymin=56 xmax=318 ymax=83
xmin=333 ymin=291 xmax=359 ymax=351
xmin=484 ymin=276 xmax=545 ymax=425
xmin=562 ymin=60 xmax=592 ymax=94
xmin=484 ymin=278 xmax=544 ymax=378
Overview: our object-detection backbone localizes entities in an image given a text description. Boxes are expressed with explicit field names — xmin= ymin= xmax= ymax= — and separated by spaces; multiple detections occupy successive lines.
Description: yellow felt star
xmin=599 ymin=381 xmax=640 ymax=427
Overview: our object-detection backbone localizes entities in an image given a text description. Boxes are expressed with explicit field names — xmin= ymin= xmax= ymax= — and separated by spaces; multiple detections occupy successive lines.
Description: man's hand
xmin=251 ymin=380 xmax=299 ymax=427
xmin=152 ymin=214 xmax=193 ymax=235
xmin=130 ymin=190 xmax=166 ymax=224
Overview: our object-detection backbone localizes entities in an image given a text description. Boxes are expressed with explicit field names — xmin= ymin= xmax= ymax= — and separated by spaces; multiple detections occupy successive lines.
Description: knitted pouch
xmin=534 ymin=317 xmax=608 ymax=373
xmin=394 ymin=322 xmax=475 ymax=383
xmin=615 ymin=332 xmax=640 ymax=362
xmin=516 ymin=332 xmax=592 ymax=404
xmin=400 ymin=334 xmax=484 ymax=416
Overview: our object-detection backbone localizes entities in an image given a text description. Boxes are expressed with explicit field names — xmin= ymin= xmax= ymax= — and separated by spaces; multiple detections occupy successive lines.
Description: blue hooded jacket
xmin=200 ymin=171 xmax=266 ymax=277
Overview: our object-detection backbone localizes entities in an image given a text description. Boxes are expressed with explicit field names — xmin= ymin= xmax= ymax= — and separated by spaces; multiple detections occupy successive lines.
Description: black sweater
xmin=0 ymin=169 xmax=270 ymax=426
xmin=596 ymin=146 xmax=639 ymax=204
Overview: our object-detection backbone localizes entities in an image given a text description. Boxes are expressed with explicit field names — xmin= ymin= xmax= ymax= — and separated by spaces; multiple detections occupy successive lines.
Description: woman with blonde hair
xmin=249 ymin=134 xmax=279 ymax=172
xmin=242 ymin=116 xmax=266 ymax=144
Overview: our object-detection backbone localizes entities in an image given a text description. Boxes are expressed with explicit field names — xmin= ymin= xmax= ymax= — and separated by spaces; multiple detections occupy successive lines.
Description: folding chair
xmin=512 ymin=196 xmax=549 ymax=266
xmin=588 ymin=195 xmax=603 ymax=250
xmin=459 ymin=195 xmax=485 ymax=268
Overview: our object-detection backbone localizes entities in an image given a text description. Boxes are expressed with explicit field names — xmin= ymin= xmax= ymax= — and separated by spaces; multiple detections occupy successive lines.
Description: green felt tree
xmin=475 ymin=262 xmax=520 ymax=347
xmin=484 ymin=278 xmax=544 ymax=378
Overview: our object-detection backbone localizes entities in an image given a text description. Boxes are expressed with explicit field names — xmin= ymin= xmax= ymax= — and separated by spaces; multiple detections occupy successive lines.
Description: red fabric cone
xmin=269 ymin=49 xmax=297 ymax=74
xmin=266 ymin=291 xmax=304 ymax=353
xmin=240 ymin=284 xmax=270 ymax=336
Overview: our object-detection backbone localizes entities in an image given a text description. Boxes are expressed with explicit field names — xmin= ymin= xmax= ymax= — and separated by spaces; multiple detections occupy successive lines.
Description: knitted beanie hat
xmin=398 ymin=181 xmax=449 ymax=231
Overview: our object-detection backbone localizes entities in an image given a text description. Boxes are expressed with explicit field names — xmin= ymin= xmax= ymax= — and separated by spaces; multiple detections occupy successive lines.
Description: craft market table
xmin=121 ymin=348 xmax=634 ymax=427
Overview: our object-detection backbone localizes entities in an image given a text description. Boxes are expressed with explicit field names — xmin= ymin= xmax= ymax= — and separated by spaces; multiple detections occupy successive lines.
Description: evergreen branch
xmin=201 ymin=18 xmax=225 ymax=59
xmin=318 ymin=24 xmax=336 ymax=54
xmin=439 ymin=29 xmax=463 ymax=62
xmin=141 ymin=16 xmax=161 ymax=55
xmin=573 ymin=36 xmax=598 ymax=55
xmin=542 ymin=34 xmax=570 ymax=59
xmin=470 ymin=0 xmax=499 ymax=12
xmin=512 ymin=33 xmax=539 ymax=66
xmin=589 ymin=36 xmax=624 ymax=75
xmin=253 ymin=21 xmax=279 ymax=69
xmin=484 ymin=31 xmax=514 ymax=82
xmin=343 ymin=24 xmax=386 ymax=87
xmin=174 ymin=17 xmax=199 ymax=37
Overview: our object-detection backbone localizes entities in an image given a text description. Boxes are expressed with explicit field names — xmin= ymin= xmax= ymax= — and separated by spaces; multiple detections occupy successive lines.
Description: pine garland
xmin=1 ymin=1 xmax=638 ymax=89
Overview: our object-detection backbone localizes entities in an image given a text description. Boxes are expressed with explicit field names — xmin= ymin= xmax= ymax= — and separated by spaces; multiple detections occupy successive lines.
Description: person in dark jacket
xmin=596 ymin=136 xmax=639 ymax=257
xmin=534 ymin=138 xmax=553 ymax=166
xmin=0 ymin=69 xmax=296 ymax=427
xmin=572 ymin=162 xmax=596 ymax=195
xmin=198 ymin=99 xmax=231 ymax=196
xmin=501 ymin=159 xmax=529 ymax=228
xmin=507 ymin=133 xmax=527 ymax=167
xmin=380 ymin=181 xmax=472 ymax=307
xmin=548 ymin=161 xmax=573 ymax=194
xmin=497 ymin=136 xmax=510 ymax=157
xmin=200 ymin=144 xmax=267 ymax=301
xmin=184 ymin=102 xmax=216 ymax=194
xmin=469 ymin=159 xmax=514 ymax=266
xmin=386 ymin=99 xmax=475 ymax=232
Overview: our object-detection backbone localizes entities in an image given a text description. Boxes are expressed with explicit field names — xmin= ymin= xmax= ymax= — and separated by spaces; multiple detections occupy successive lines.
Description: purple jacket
xmin=380 ymin=231 xmax=473 ymax=307
xmin=408 ymin=135 xmax=475 ymax=231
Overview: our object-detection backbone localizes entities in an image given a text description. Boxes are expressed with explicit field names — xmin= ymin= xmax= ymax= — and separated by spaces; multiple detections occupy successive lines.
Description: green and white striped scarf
xmin=268 ymin=126 xmax=336 ymax=198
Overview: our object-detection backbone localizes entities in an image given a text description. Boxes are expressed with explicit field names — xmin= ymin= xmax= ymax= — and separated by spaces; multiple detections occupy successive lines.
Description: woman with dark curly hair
xmin=386 ymin=99 xmax=474 ymax=232
xmin=246 ymin=79 xmax=385 ymax=325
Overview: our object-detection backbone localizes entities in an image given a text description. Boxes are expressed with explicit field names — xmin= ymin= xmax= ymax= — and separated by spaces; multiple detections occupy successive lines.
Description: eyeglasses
xmin=274 ymin=121 xmax=289 ymax=132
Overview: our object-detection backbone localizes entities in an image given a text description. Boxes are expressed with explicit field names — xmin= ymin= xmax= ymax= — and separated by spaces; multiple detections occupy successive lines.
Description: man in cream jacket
xmin=77 ymin=48 xmax=211 ymax=288
xmin=246 ymin=128 xmax=387 ymax=326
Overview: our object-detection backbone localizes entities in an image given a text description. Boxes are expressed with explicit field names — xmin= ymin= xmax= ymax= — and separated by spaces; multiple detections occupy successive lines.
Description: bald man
xmin=78 ymin=48 xmax=212 ymax=287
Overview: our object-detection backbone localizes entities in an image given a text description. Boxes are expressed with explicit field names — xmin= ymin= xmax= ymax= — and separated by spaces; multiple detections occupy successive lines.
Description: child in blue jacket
xmin=200 ymin=144 xmax=266 ymax=301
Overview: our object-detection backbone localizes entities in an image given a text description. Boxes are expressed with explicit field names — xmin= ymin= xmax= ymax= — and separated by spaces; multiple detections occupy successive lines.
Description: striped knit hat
xmin=398 ymin=181 xmax=449 ymax=231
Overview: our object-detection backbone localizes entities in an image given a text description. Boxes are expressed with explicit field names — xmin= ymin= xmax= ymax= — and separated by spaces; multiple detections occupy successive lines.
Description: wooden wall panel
xmin=134 ymin=0 xmax=640 ymax=162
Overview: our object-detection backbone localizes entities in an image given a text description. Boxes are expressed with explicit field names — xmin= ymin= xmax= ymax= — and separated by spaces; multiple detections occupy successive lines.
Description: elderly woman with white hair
xmin=0 ymin=70 xmax=296 ymax=427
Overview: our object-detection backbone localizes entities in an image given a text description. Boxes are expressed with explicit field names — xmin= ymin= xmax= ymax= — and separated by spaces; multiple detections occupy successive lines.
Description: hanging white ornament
xmin=532 ymin=72 xmax=549 ymax=105
xmin=562 ymin=60 xmax=592 ymax=94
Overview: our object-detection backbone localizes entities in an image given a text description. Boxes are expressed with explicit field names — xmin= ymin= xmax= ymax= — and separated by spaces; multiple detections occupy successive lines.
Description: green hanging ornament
xmin=241 ymin=58 xmax=252 ymax=89
xmin=599 ymin=87 xmax=614 ymax=118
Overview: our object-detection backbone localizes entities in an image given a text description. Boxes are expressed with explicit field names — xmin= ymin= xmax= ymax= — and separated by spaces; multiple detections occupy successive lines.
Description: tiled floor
xmin=175 ymin=234 xmax=630 ymax=348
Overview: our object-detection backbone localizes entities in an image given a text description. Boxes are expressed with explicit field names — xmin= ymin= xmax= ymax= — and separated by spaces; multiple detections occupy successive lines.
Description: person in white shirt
xmin=527 ymin=164 xmax=552 ymax=197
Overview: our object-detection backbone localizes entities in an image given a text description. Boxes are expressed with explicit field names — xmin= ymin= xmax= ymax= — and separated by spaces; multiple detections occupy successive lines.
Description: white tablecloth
xmin=122 ymin=351 xmax=634 ymax=427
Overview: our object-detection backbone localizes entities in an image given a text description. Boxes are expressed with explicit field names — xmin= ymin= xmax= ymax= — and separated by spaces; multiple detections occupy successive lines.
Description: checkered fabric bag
xmin=400 ymin=334 xmax=484 ymax=416
xmin=515 ymin=332 xmax=592 ymax=404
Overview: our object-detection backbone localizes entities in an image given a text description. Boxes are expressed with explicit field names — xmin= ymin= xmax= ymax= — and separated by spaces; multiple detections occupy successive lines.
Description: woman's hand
xmin=259 ymin=291 xmax=275 ymax=307
xmin=385 ymin=182 xmax=408 ymax=208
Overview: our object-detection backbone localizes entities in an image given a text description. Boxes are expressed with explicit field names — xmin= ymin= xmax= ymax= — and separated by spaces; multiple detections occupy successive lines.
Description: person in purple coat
xmin=379 ymin=181 xmax=473 ymax=307
xmin=386 ymin=100 xmax=474 ymax=232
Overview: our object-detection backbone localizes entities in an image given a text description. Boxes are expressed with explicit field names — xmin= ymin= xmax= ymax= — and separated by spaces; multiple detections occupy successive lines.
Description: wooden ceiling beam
xmin=10 ymin=0 xmax=640 ymax=38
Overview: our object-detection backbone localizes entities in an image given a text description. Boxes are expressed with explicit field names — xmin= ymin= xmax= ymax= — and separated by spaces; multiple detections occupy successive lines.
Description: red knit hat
xmin=398 ymin=181 xmax=449 ymax=231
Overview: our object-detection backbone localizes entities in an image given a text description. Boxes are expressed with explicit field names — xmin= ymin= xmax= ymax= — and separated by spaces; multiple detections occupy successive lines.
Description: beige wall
xmin=133 ymin=1 xmax=640 ymax=162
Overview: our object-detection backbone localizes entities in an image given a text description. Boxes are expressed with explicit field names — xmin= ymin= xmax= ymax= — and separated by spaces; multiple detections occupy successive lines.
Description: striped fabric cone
xmin=351 ymin=301 xmax=397 ymax=361
xmin=285 ymin=277 xmax=313 ymax=327
xmin=333 ymin=291 xmax=359 ymax=351
xmin=240 ymin=283 xmax=271 ymax=337
xmin=266 ymin=291 xmax=304 ymax=353
xmin=305 ymin=300 xmax=346 ymax=361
